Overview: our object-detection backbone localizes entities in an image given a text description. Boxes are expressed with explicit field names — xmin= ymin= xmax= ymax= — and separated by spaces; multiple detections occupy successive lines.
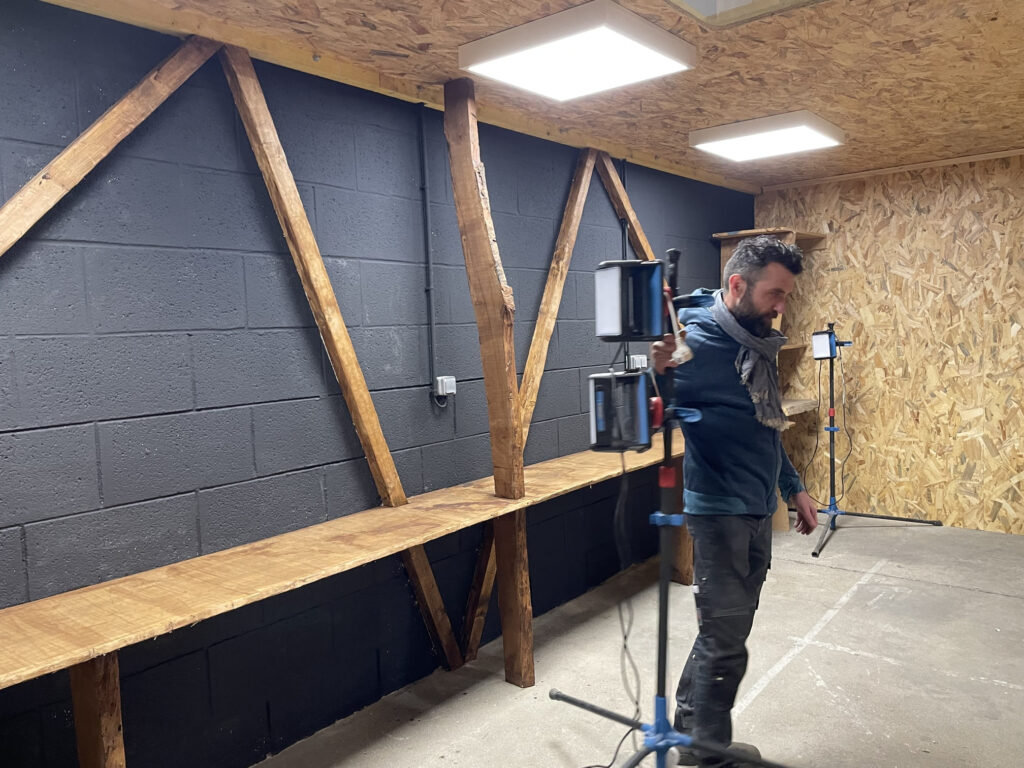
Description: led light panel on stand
xmin=594 ymin=260 xmax=665 ymax=341
xmin=588 ymin=371 xmax=651 ymax=452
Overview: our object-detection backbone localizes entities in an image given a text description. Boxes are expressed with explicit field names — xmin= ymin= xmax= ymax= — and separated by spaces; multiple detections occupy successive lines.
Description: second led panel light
xmin=690 ymin=110 xmax=844 ymax=161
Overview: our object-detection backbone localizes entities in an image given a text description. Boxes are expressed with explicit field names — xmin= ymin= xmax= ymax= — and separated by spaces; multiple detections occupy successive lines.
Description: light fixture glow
xmin=690 ymin=111 xmax=844 ymax=162
xmin=458 ymin=0 xmax=696 ymax=102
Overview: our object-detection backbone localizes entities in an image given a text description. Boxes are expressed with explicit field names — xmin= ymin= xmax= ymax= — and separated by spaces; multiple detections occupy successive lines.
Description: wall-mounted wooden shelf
xmin=781 ymin=398 xmax=818 ymax=417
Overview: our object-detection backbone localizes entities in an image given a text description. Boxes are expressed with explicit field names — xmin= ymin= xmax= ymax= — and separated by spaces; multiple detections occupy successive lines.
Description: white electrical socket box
xmin=434 ymin=375 xmax=457 ymax=397
xmin=628 ymin=354 xmax=648 ymax=371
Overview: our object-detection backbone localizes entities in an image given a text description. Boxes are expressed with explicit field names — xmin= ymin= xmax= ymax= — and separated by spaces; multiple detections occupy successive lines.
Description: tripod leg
xmin=811 ymin=514 xmax=834 ymax=557
xmin=842 ymin=511 xmax=942 ymax=525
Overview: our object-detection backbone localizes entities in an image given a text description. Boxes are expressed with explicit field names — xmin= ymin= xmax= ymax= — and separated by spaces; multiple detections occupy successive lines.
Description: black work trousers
xmin=674 ymin=513 xmax=772 ymax=763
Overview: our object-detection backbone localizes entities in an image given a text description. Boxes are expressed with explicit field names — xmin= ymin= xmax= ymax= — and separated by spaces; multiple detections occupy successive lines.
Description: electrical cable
xmin=581 ymin=343 xmax=643 ymax=767
xmin=835 ymin=346 xmax=855 ymax=503
xmin=800 ymin=360 xmax=827 ymax=508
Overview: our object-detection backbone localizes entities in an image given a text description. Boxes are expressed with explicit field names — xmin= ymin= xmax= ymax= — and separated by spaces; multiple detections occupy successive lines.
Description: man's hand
xmin=650 ymin=333 xmax=679 ymax=375
xmin=791 ymin=491 xmax=818 ymax=535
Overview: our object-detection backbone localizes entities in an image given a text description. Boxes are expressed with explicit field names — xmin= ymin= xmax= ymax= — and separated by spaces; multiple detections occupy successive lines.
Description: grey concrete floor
xmin=256 ymin=520 xmax=1024 ymax=768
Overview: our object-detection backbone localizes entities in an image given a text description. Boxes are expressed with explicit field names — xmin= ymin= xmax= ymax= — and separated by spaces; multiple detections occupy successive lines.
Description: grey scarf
xmin=709 ymin=290 xmax=789 ymax=431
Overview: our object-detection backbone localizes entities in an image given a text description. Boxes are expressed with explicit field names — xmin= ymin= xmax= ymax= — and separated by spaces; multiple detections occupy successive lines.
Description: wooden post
xmin=443 ymin=78 xmax=524 ymax=500
xmin=461 ymin=522 xmax=497 ymax=662
xmin=595 ymin=151 xmax=657 ymax=262
xmin=69 ymin=653 xmax=126 ymax=768
xmin=0 ymin=36 xmax=220 ymax=259
xmin=493 ymin=510 xmax=534 ymax=687
xmin=220 ymin=45 xmax=406 ymax=507
xmin=520 ymin=148 xmax=596 ymax=442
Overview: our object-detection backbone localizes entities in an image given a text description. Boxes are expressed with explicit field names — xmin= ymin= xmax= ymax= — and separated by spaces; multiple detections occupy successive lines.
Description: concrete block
xmin=245 ymin=255 xmax=362 ymax=329
xmin=74 ymin=22 xmax=179 ymax=128
xmin=0 ymin=243 xmax=88 ymax=335
xmin=575 ymin=270 xmax=596 ymax=320
xmin=253 ymin=396 xmax=362 ymax=476
xmin=360 ymin=262 xmax=429 ymax=327
xmin=558 ymin=413 xmax=591 ymax=456
xmin=532 ymin=368 xmax=582 ymax=422
xmin=0 ymin=528 xmax=27 ymax=609
xmin=323 ymin=459 xmax=379 ymax=518
xmin=192 ymin=329 xmax=326 ymax=408
xmin=0 ymin=5 xmax=78 ymax=145
xmin=99 ymin=408 xmax=254 ymax=506
xmin=86 ymin=248 xmax=245 ymax=332
xmin=117 ymin=84 xmax=241 ymax=171
xmin=453 ymin=378 xmax=488 ymax=438
xmin=208 ymin=626 xmax=273 ymax=718
xmin=0 ymin=425 xmax=101 ymax=526
xmin=374 ymin=387 xmax=455 ymax=452
xmin=421 ymin=434 xmax=493 ymax=491
xmin=421 ymin=110 xmax=452 ymax=205
xmin=571 ymin=223 xmax=622 ymax=273
xmin=427 ymin=323 xmax=481 ymax=382
xmin=355 ymin=125 xmax=420 ymax=198
xmin=427 ymin=203 xmax=464 ymax=267
xmin=558 ymin=271 xmax=578 ymax=321
xmin=515 ymin=320 xmax=562 ymax=373
xmin=344 ymin=326 xmax=429 ymax=391
xmin=0 ymin=338 xmax=18 ymax=430
xmin=256 ymin=81 xmax=357 ymax=187
xmin=477 ymin=124 xmax=520 ymax=215
xmin=581 ymin=172 xmax=619 ymax=227
xmin=505 ymin=268 xmax=548 ymax=322
xmin=491 ymin=213 xmax=559 ymax=270
xmin=27 ymin=154 xmax=186 ymax=247
xmin=182 ymin=168 xmax=312 ymax=253
xmin=430 ymin=265 xmax=474 ymax=325
xmin=393 ymin=447 xmax=424 ymax=497
xmin=0 ymin=141 xmax=60 ymax=201
xmin=198 ymin=469 xmax=325 ymax=553
xmin=515 ymin=140 xmax=577 ymax=219
xmin=526 ymin=515 xmax=569 ymax=616
xmin=17 ymin=334 xmax=193 ymax=427
xmin=524 ymin=418 xmax=559 ymax=466
xmin=25 ymin=494 xmax=198 ymax=599
xmin=555 ymin=319 xmax=609 ymax=369
xmin=315 ymin=186 xmax=424 ymax=262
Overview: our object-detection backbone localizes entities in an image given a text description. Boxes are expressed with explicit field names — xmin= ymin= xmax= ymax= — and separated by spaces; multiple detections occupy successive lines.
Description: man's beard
xmin=733 ymin=292 xmax=774 ymax=337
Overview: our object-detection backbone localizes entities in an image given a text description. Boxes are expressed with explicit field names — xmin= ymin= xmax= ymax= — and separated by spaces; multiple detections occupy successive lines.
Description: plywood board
xmin=42 ymin=0 xmax=1024 ymax=190
xmin=758 ymin=156 xmax=1024 ymax=534
xmin=0 ymin=432 xmax=683 ymax=690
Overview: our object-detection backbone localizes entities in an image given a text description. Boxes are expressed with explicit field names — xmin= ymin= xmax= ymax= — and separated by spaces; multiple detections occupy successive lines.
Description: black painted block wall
xmin=0 ymin=0 xmax=753 ymax=764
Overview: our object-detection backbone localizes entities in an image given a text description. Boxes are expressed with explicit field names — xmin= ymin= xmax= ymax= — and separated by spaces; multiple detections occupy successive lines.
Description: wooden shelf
xmin=781 ymin=398 xmax=818 ymax=416
xmin=712 ymin=227 xmax=826 ymax=244
xmin=780 ymin=342 xmax=807 ymax=353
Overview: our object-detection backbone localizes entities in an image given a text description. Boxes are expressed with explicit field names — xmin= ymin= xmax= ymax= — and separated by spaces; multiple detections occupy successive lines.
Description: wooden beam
xmin=461 ymin=522 xmax=497 ymax=663
xmin=401 ymin=546 xmax=464 ymax=670
xmin=219 ymin=44 xmax=406 ymax=507
xmin=69 ymin=653 xmax=126 ymax=768
xmin=0 ymin=36 xmax=220 ymax=259
xmin=595 ymin=152 xmax=656 ymax=262
xmin=521 ymin=148 xmax=596 ymax=443
xmin=443 ymin=77 xmax=524 ymax=500
xmin=493 ymin=509 xmax=534 ymax=687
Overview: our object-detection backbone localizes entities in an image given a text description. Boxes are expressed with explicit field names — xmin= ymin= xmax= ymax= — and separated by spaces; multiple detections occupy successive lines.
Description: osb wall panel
xmin=758 ymin=156 xmax=1023 ymax=533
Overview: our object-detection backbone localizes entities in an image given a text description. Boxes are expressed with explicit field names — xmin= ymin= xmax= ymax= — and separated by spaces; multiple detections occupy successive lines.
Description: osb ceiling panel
xmin=44 ymin=0 xmax=1024 ymax=192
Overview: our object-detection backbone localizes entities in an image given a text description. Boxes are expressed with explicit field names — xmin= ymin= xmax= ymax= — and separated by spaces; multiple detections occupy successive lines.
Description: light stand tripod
xmin=810 ymin=323 xmax=941 ymax=557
